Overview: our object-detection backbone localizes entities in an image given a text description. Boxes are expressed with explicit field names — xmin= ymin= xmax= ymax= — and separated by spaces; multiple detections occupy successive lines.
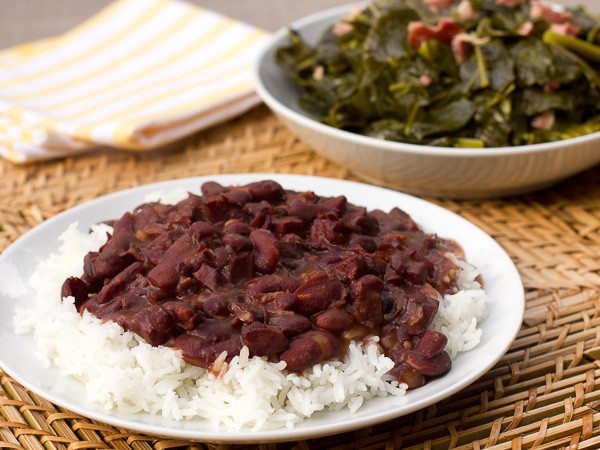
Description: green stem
xmin=543 ymin=30 xmax=600 ymax=64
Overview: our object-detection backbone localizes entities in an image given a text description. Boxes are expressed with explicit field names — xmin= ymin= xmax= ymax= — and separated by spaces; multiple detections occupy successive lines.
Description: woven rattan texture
xmin=2 ymin=105 xmax=600 ymax=449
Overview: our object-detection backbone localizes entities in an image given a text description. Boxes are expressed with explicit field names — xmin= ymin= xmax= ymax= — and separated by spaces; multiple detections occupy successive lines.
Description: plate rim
xmin=0 ymin=173 xmax=525 ymax=443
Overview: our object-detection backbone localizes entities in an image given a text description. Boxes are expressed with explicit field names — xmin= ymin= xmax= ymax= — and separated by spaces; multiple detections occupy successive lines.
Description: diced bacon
xmin=530 ymin=0 xmax=572 ymax=24
xmin=419 ymin=75 xmax=433 ymax=86
xmin=517 ymin=21 xmax=535 ymax=36
xmin=497 ymin=0 xmax=526 ymax=7
xmin=424 ymin=0 xmax=456 ymax=13
xmin=313 ymin=65 xmax=324 ymax=80
xmin=332 ymin=5 xmax=362 ymax=36
xmin=333 ymin=22 xmax=354 ymax=36
xmin=550 ymin=22 xmax=581 ymax=37
xmin=456 ymin=0 xmax=479 ymax=22
xmin=450 ymin=32 xmax=490 ymax=64
xmin=544 ymin=81 xmax=560 ymax=92
xmin=531 ymin=111 xmax=555 ymax=130
xmin=408 ymin=18 xmax=464 ymax=49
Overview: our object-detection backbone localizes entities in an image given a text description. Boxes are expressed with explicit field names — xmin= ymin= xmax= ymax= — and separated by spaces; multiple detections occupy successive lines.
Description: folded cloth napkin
xmin=0 ymin=0 xmax=270 ymax=163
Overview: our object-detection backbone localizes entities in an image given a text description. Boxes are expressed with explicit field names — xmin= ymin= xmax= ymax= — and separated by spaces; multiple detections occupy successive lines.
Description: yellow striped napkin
xmin=0 ymin=0 xmax=269 ymax=163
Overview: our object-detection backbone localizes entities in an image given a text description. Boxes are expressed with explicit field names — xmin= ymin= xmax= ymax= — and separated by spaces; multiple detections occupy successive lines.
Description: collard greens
xmin=276 ymin=0 xmax=600 ymax=147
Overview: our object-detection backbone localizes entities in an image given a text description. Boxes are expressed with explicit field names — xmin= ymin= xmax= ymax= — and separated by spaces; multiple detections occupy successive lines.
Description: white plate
xmin=0 ymin=174 xmax=524 ymax=443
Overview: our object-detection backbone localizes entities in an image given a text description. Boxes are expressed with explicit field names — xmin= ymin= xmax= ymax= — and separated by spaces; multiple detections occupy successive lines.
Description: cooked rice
xmin=14 ymin=216 xmax=488 ymax=431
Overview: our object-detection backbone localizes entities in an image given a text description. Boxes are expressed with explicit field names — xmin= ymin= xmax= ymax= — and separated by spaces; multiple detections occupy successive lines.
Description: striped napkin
xmin=0 ymin=0 xmax=269 ymax=163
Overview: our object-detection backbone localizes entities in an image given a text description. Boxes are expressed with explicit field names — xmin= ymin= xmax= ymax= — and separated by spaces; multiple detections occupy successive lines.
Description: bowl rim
xmin=253 ymin=1 xmax=600 ymax=159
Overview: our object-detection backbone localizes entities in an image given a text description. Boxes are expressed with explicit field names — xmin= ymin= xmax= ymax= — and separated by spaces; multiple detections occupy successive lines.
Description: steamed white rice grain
xmin=14 ymin=219 xmax=489 ymax=431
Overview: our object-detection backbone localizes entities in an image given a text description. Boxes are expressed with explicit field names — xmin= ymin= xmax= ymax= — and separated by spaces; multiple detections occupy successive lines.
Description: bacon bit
xmin=456 ymin=0 xmax=479 ymax=22
xmin=408 ymin=18 xmax=464 ymax=49
xmin=333 ymin=4 xmax=362 ymax=36
xmin=313 ymin=65 xmax=325 ymax=80
xmin=544 ymin=81 xmax=560 ymax=92
xmin=517 ymin=21 xmax=535 ymax=35
xmin=451 ymin=33 xmax=490 ymax=64
xmin=419 ymin=74 xmax=433 ymax=86
xmin=550 ymin=22 xmax=581 ymax=37
xmin=333 ymin=22 xmax=354 ymax=36
xmin=497 ymin=0 xmax=526 ymax=7
xmin=424 ymin=0 xmax=456 ymax=13
xmin=531 ymin=111 xmax=555 ymax=130
xmin=530 ymin=0 xmax=572 ymax=24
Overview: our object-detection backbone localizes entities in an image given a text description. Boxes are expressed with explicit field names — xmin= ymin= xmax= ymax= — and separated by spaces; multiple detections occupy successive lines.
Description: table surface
xmin=2 ymin=1 xmax=600 ymax=449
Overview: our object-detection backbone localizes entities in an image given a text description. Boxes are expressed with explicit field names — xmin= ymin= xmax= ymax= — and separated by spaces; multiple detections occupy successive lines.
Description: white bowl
xmin=253 ymin=3 xmax=600 ymax=198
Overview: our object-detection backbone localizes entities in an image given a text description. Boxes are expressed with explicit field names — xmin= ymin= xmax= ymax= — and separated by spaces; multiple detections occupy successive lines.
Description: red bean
xmin=405 ymin=350 xmax=452 ymax=376
xmin=250 ymin=229 xmax=280 ymax=273
xmin=270 ymin=313 xmax=312 ymax=338
xmin=246 ymin=275 xmax=300 ymax=299
xmin=415 ymin=331 xmax=448 ymax=358
xmin=241 ymin=322 xmax=289 ymax=356
xmin=314 ymin=308 xmax=355 ymax=333
xmin=295 ymin=276 xmax=347 ymax=316
xmin=96 ymin=262 xmax=143 ymax=304
xmin=279 ymin=330 xmax=341 ymax=371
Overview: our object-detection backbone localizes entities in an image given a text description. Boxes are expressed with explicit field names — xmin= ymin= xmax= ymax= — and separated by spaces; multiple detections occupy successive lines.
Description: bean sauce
xmin=62 ymin=180 xmax=464 ymax=388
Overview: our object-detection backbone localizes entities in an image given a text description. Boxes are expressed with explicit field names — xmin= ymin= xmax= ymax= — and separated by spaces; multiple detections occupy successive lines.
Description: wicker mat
xmin=2 ymin=105 xmax=600 ymax=450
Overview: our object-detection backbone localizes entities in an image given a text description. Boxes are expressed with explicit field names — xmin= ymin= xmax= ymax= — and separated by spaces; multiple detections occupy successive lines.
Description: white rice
xmin=14 ymin=220 xmax=488 ymax=431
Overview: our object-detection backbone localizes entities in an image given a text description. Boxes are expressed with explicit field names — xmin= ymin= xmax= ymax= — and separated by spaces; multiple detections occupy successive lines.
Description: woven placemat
xmin=2 ymin=104 xmax=600 ymax=449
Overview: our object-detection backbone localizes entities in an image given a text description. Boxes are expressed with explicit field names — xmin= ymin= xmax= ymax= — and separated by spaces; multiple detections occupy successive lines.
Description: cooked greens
xmin=276 ymin=0 xmax=600 ymax=147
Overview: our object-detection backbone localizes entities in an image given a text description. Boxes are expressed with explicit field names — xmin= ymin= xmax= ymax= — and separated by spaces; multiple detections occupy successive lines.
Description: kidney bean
xmin=348 ymin=274 xmax=383 ymax=328
xmin=314 ymin=308 xmax=354 ymax=333
xmin=223 ymin=219 xmax=251 ymax=235
xmin=61 ymin=277 xmax=89 ymax=311
xmin=201 ymin=181 xmax=228 ymax=196
xmin=175 ymin=333 xmax=242 ymax=368
xmin=415 ymin=331 xmax=448 ymax=358
xmin=396 ymin=293 xmax=439 ymax=334
xmin=270 ymin=313 xmax=312 ymax=338
xmin=246 ymin=275 xmax=301 ymax=299
xmin=94 ymin=232 xmax=137 ymax=278
xmin=273 ymin=292 xmax=299 ymax=310
xmin=241 ymin=322 xmax=289 ymax=356
xmin=163 ymin=301 xmax=202 ymax=330
xmin=288 ymin=201 xmax=330 ymax=222
xmin=249 ymin=229 xmax=279 ymax=273
xmin=295 ymin=276 xmax=347 ymax=316
xmin=96 ymin=262 xmax=143 ymax=304
xmin=405 ymin=350 xmax=452 ymax=376
xmin=201 ymin=296 xmax=230 ymax=318
xmin=244 ymin=180 xmax=284 ymax=202
xmin=279 ymin=330 xmax=341 ymax=371
xmin=128 ymin=304 xmax=175 ymax=346
xmin=222 ymin=233 xmax=253 ymax=253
